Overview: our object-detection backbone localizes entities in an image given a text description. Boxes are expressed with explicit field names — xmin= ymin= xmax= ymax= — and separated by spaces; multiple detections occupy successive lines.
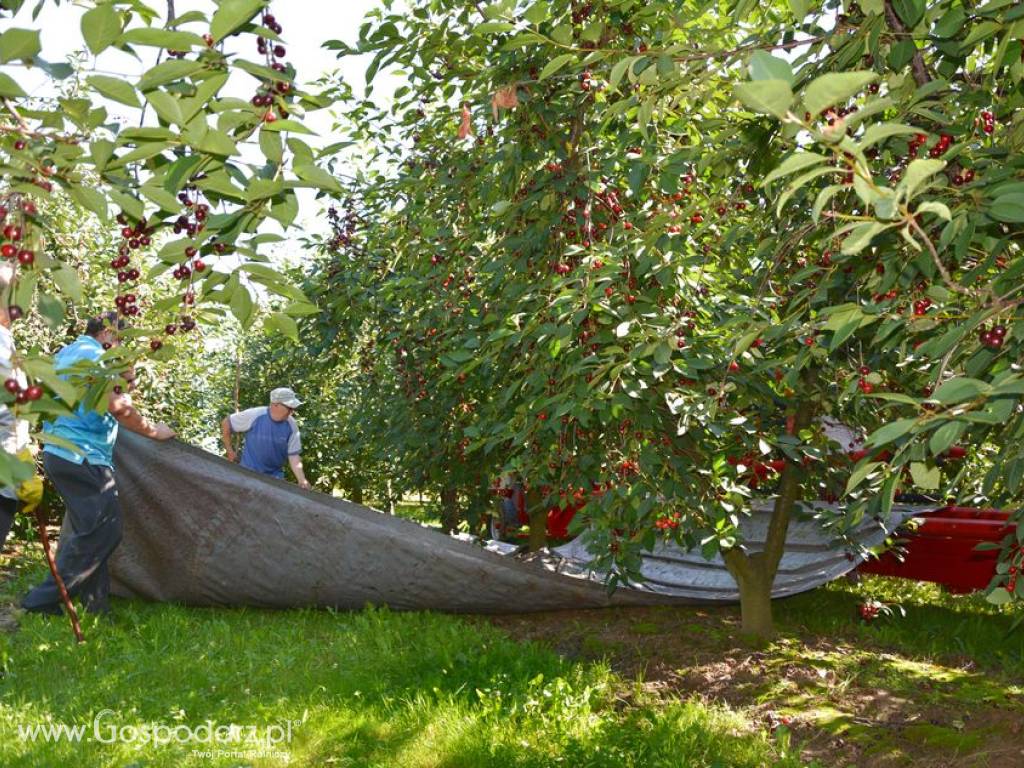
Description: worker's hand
xmin=226 ymin=449 xmax=238 ymax=463
xmin=298 ymin=478 xmax=311 ymax=490
xmin=152 ymin=423 xmax=176 ymax=441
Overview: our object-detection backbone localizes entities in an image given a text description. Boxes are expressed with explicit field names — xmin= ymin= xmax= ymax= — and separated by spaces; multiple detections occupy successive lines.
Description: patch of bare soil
xmin=480 ymin=606 xmax=1024 ymax=768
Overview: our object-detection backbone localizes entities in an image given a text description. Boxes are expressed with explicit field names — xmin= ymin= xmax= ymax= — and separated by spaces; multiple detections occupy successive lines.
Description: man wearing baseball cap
xmin=220 ymin=387 xmax=310 ymax=489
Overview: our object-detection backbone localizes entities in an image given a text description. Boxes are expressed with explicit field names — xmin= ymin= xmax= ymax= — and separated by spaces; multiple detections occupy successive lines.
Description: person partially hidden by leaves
xmin=0 ymin=264 xmax=31 ymax=553
xmin=21 ymin=313 xmax=175 ymax=617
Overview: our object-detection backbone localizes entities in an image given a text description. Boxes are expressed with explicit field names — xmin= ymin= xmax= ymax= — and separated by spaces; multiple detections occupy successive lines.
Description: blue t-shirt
xmin=43 ymin=335 xmax=118 ymax=467
xmin=229 ymin=407 xmax=301 ymax=479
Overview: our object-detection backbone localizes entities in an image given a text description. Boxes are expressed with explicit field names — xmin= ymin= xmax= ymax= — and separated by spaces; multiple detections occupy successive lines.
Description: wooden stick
xmin=33 ymin=509 xmax=84 ymax=644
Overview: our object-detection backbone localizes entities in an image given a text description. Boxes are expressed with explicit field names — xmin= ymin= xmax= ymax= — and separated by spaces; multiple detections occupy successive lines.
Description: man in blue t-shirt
xmin=220 ymin=387 xmax=310 ymax=489
xmin=21 ymin=312 xmax=176 ymax=616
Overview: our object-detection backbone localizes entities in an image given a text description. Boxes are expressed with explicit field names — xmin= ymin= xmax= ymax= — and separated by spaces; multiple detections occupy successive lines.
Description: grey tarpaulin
xmin=108 ymin=433 xmax=927 ymax=612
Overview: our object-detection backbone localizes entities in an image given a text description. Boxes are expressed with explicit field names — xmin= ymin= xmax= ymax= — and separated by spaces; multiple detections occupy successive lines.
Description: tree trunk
xmin=723 ymin=550 xmax=776 ymax=639
xmin=348 ymin=482 xmax=364 ymax=505
xmin=440 ymin=486 xmax=460 ymax=533
xmin=526 ymin=486 xmax=547 ymax=552
xmin=723 ymin=392 xmax=816 ymax=639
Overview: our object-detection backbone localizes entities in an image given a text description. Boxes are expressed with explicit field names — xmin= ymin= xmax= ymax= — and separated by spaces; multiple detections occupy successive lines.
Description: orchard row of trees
xmin=2 ymin=0 xmax=1022 ymax=636
xmin=283 ymin=0 xmax=1024 ymax=635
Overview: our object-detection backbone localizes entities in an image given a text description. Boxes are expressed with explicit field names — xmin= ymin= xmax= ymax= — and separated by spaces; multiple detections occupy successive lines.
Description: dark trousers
xmin=0 ymin=495 xmax=15 ymax=552
xmin=21 ymin=453 xmax=123 ymax=614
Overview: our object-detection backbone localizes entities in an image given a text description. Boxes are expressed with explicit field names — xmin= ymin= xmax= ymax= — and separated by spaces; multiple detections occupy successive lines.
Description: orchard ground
xmin=1 ymin=511 xmax=1022 ymax=768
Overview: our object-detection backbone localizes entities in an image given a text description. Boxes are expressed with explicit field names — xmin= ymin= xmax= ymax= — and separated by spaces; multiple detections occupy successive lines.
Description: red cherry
xmin=3 ymin=225 xmax=22 ymax=241
xmin=150 ymin=339 xmax=163 ymax=352
xmin=185 ymin=246 xmax=197 ymax=258
xmin=193 ymin=260 xmax=205 ymax=272
xmin=604 ymin=287 xmax=614 ymax=297
xmin=4 ymin=378 xmax=19 ymax=394
xmin=25 ymin=385 xmax=43 ymax=401
xmin=0 ymin=244 xmax=15 ymax=259
xmin=623 ymin=221 xmax=633 ymax=230
xmin=165 ymin=323 xmax=177 ymax=335
xmin=13 ymin=140 xmax=26 ymax=150
xmin=16 ymin=250 xmax=34 ymax=265
xmin=21 ymin=200 xmax=36 ymax=215
xmin=203 ymin=33 xmax=214 ymax=47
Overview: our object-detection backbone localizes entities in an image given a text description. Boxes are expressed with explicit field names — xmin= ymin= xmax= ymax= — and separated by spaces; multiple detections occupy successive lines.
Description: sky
xmin=2 ymin=0 xmax=402 ymax=261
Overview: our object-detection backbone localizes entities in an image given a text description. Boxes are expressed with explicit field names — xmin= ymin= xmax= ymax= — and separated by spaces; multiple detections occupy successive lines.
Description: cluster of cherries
xmin=979 ymin=110 xmax=996 ymax=135
xmin=912 ymin=297 xmax=932 ymax=316
xmin=858 ymin=600 xmax=882 ymax=622
xmin=978 ymin=323 xmax=1007 ymax=350
xmin=579 ymin=70 xmax=599 ymax=92
xmin=3 ymin=376 xmax=42 ymax=404
xmin=1 ymin=197 xmax=37 ymax=266
xmin=325 ymin=203 xmax=358 ymax=253
xmin=856 ymin=365 xmax=874 ymax=394
xmin=252 ymin=12 xmax=291 ymax=121
xmin=111 ymin=213 xmax=156 ymax=317
xmin=925 ymin=131 xmax=954 ymax=158
xmin=654 ymin=510 xmax=682 ymax=530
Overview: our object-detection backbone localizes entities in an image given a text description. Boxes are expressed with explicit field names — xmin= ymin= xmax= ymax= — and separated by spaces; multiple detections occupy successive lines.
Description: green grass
xmin=0 ymin=554 xmax=805 ymax=768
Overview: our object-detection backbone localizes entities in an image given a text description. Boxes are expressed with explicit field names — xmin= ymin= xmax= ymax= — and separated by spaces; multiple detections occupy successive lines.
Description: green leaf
xmin=909 ymin=462 xmax=940 ymax=490
xmin=734 ymin=79 xmax=793 ymax=119
xmin=840 ymin=222 xmax=889 ymax=254
xmin=474 ymin=21 xmax=516 ymax=34
xmin=892 ymin=0 xmax=925 ymax=28
xmin=916 ymin=200 xmax=951 ymax=221
xmin=865 ymin=417 xmax=918 ymax=448
xmin=764 ymin=152 xmax=828 ymax=185
xmin=898 ymin=158 xmax=946 ymax=200
xmin=986 ymin=587 xmax=1013 ymax=606
xmin=196 ymin=128 xmax=237 ymax=156
xmin=259 ymin=119 xmax=317 ymax=135
xmin=859 ymin=122 xmax=918 ymax=147
xmin=846 ymin=461 xmax=882 ymax=494
xmin=210 ymin=0 xmax=264 ymax=42
xmin=22 ymin=358 xmax=79 ymax=405
xmin=229 ymin=282 xmax=255 ymax=328
xmin=292 ymin=163 xmax=342 ymax=193
xmin=609 ymin=56 xmax=638 ymax=92
xmin=933 ymin=377 xmax=990 ymax=404
xmin=803 ymin=71 xmax=878 ymax=118
xmin=0 ymin=72 xmax=28 ymax=98
xmin=259 ymin=128 xmax=283 ymax=164
xmin=138 ymin=59 xmax=203 ymax=91
xmin=748 ymin=51 xmax=793 ymax=84
xmin=0 ymin=28 xmax=41 ymax=63
xmin=145 ymin=90 xmax=184 ymax=125
xmin=87 ymin=74 xmax=141 ymax=107
xmin=539 ymin=53 xmax=575 ymax=81
xmin=119 ymin=27 xmax=205 ymax=50
xmin=788 ymin=0 xmax=809 ymax=19
xmin=929 ymin=420 xmax=965 ymax=456
xmin=50 ymin=265 xmax=83 ymax=302
xmin=68 ymin=184 xmax=108 ymax=219
xmin=81 ymin=3 xmax=122 ymax=55
xmin=812 ymin=184 xmax=846 ymax=224
xmin=523 ymin=2 xmax=549 ymax=24
xmin=264 ymin=311 xmax=299 ymax=342
xmin=989 ymin=193 xmax=1024 ymax=223
xmin=140 ymin=183 xmax=182 ymax=212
